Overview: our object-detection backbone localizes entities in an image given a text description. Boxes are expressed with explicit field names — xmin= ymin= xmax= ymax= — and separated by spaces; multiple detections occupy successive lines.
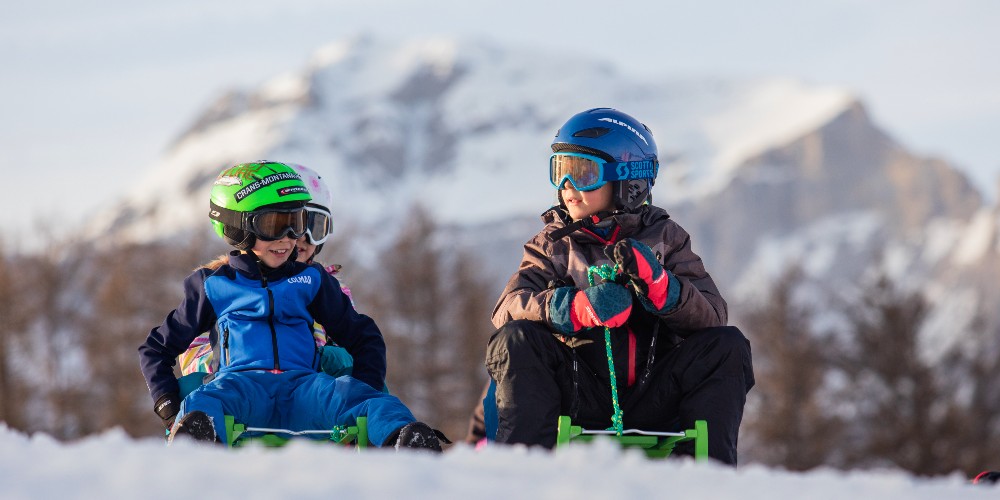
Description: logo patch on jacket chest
xmin=287 ymin=275 xmax=313 ymax=285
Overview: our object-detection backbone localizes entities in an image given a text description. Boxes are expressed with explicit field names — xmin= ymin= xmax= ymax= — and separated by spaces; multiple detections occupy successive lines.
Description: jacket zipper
xmin=261 ymin=275 xmax=281 ymax=371
xmin=223 ymin=326 xmax=230 ymax=367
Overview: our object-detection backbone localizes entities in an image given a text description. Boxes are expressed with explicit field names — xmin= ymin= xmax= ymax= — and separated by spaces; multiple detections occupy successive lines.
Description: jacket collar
xmin=228 ymin=250 xmax=302 ymax=281
xmin=540 ymin=205 xmax=670 ymax=243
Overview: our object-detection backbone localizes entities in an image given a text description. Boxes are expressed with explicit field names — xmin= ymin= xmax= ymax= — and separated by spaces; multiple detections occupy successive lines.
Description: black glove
xmin=154 ymin=393 xmax=180 ymax=430
xmin=613 ymin=238 xmax=677 ymax=314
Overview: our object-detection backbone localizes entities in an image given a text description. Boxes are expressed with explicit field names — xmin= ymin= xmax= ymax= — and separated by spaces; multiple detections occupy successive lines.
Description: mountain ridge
xmin=91 ymin=35 xmax=869 ymax=245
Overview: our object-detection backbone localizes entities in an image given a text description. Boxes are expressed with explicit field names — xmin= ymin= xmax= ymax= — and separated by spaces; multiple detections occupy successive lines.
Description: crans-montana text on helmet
xmin=208 ymin=161 xmax=312 ymax=249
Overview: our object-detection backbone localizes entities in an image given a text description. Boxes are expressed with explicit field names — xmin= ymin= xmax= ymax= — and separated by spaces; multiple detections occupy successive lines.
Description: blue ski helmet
xmin=551 ymin=108 xmax=659 ymax=212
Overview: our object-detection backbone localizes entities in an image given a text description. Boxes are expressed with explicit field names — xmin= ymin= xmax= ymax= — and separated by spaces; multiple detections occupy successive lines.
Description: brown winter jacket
xmin=492 ymin=205 xmax=727 ymax=337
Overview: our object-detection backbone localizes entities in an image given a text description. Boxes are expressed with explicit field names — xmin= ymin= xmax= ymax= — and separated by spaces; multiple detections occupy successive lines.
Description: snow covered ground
xmin=0 ymin=425 xmax=992 ymax=499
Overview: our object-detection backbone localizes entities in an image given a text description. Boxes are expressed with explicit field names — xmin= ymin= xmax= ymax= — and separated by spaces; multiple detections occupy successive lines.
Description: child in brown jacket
xmin=486 ymin=108 xmax=754 ymax=465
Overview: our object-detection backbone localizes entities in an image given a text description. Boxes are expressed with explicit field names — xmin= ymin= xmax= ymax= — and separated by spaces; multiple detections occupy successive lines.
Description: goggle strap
xmin=607 ymin=160 xmax=659 ymax=182
xmin=209 ymin=201 xmax=244 ymax=228
xmin=603 ymin=167 xmax=624 ymax=183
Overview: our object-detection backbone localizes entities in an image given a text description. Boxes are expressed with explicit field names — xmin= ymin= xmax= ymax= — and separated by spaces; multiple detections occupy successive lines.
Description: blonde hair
xmin=197 ymin=253 xmax=232 ymax=271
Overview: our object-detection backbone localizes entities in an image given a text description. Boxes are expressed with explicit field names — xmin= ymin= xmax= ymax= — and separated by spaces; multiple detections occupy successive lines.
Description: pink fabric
xmin=633 ymin=246 xmax=669 ymax=309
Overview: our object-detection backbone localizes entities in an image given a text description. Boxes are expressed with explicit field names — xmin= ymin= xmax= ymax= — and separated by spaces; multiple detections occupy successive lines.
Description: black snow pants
xmin=485 ymin=319 xmax=754 ymax=465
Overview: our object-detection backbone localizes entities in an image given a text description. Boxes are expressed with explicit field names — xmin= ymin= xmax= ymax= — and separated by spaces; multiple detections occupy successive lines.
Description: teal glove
xmin=320 ymin=345 xmax=354 ymax=378
xmin=549 ymin=283 xmax=633 ymax=335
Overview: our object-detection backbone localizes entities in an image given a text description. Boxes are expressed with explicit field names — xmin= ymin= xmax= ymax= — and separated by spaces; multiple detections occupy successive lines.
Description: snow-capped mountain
xmin=673 ymin=100 xmax=983 ymax=289
xmin=93 ymin=34 xmax=854 ymax=240
xmin=90 ymin=34 xmax=1000 ymax=341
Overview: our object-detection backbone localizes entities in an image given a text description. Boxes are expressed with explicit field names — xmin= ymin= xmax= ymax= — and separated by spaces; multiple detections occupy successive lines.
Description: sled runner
xmin=483 ymin=378 xmax=709 ymax=461
xmin=224 ymin=415 xmax=370 ymax=449
xmin=176 ymin=371 xmax=373 ymax=449
xmin=555 ymin=415 xmax=708 ymax=461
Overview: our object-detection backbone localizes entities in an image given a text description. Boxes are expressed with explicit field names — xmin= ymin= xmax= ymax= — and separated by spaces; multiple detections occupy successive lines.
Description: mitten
xmin=613 ymin=238 xmax=680 ymax=314
xmin=154 ymin=393 xmax=181 ymax=430
xmin=549 ymin=283 xmax=633 ymax=334
xmin=320 ymin=344 xmax=354 ymax=378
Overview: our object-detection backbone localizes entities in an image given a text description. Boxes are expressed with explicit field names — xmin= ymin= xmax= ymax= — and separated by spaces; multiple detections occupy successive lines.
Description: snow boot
xmin=168 ymin=411 xmax=219 ymax=444
xmin=387 ymin=422 xmax=450 ymax=452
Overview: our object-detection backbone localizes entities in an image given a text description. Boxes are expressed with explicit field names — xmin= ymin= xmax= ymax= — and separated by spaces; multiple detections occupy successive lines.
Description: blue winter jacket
xmin=138 ymin=251 xmax=387 ymax=404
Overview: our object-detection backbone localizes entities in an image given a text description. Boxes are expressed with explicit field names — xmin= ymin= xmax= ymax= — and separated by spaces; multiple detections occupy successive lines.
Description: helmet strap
xmin=210 ymin=201 xmax=245 ymax=227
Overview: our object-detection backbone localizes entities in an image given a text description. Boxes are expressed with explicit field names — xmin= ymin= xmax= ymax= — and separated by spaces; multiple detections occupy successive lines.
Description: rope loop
xmin=586 ymin=264 xmax=625 ymax=436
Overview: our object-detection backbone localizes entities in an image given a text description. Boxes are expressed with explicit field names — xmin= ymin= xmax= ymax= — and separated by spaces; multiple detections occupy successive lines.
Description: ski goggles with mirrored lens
xmin=550 ymin=152 xmax=659 ymax=191
xmin=304 ymin=206 xmax=333 ymax=245
xmin=245 ymin=207 xmax=308 ymax=241
xmin=550 ymin=153 xmax=610 ymax=191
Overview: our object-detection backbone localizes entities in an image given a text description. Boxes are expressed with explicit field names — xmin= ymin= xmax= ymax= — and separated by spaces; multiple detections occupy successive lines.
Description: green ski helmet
xmin=208 ymin=161 xmax=312 ymax=250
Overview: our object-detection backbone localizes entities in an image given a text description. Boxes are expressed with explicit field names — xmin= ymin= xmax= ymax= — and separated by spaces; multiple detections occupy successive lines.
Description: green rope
xmin=587 ymin=264 xmax=625 ymax=436
xmin=587 ymin=263 xmax=618 ymax=287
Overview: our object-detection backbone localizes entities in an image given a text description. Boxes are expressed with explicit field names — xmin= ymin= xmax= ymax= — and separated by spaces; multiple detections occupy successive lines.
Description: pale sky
xmin=2 ymin=0 xmax=998 ymax=246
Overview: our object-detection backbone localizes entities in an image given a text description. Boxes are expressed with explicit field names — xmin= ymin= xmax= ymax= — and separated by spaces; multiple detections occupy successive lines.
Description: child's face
xmin=295 ymin=239 xmax=317 ymax=263
xmin=561 ymin=182 xmax=614 ymax=220
xmin=251 ymin=235 xmax=297 ymax=268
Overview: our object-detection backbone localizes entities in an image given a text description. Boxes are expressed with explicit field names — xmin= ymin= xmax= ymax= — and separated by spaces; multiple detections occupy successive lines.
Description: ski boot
xmin=168 ymin=411 xmax=219 ymax=444
xmin=386 ymin=422 xmax=450 ymax=452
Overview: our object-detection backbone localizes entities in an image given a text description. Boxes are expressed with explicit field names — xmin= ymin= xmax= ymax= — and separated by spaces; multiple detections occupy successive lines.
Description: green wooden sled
xmin=224 ymin=415 xmax=370 ymax=449
xmin=555 ymin=416 xmax=709 ymax=461
xmin=178 ymin=371 xmax=378 ymax=450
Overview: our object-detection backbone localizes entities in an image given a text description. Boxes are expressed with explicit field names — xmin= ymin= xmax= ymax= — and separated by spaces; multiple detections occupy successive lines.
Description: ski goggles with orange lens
xmin=550 ymin=153 xmax=610 ymax=191
xmin=304 ymin=206 xmax=332 ymax=245
xmin=549 ymin=153 xmax=626 ymax=191
xmin=246 ymin=207 xmax=308 ymax=241
xmin=550 ymin=152 xmax=659 ymax=191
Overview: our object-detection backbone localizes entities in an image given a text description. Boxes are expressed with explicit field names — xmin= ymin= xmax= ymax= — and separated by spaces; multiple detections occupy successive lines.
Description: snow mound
xmin=0 ymin=425 xmax=988 ymax=499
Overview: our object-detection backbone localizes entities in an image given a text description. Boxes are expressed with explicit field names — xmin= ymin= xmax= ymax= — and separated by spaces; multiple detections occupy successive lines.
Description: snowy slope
xmin=0 ymin=425 xmax=992 ymax=500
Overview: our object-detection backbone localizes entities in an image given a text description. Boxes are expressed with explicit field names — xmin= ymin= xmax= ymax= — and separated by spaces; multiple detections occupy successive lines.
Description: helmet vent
xmin=551 ymin=143 xmax=615 ymax=162
xmin=572 ymin=127 xmax=610 ymax=139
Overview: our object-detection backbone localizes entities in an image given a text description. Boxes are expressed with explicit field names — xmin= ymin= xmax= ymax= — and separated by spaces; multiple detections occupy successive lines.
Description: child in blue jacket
xmin=138 ymin=161 xmax=441 ymax=450
xmin=176 ymin=163 xmax=357 ymax=382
